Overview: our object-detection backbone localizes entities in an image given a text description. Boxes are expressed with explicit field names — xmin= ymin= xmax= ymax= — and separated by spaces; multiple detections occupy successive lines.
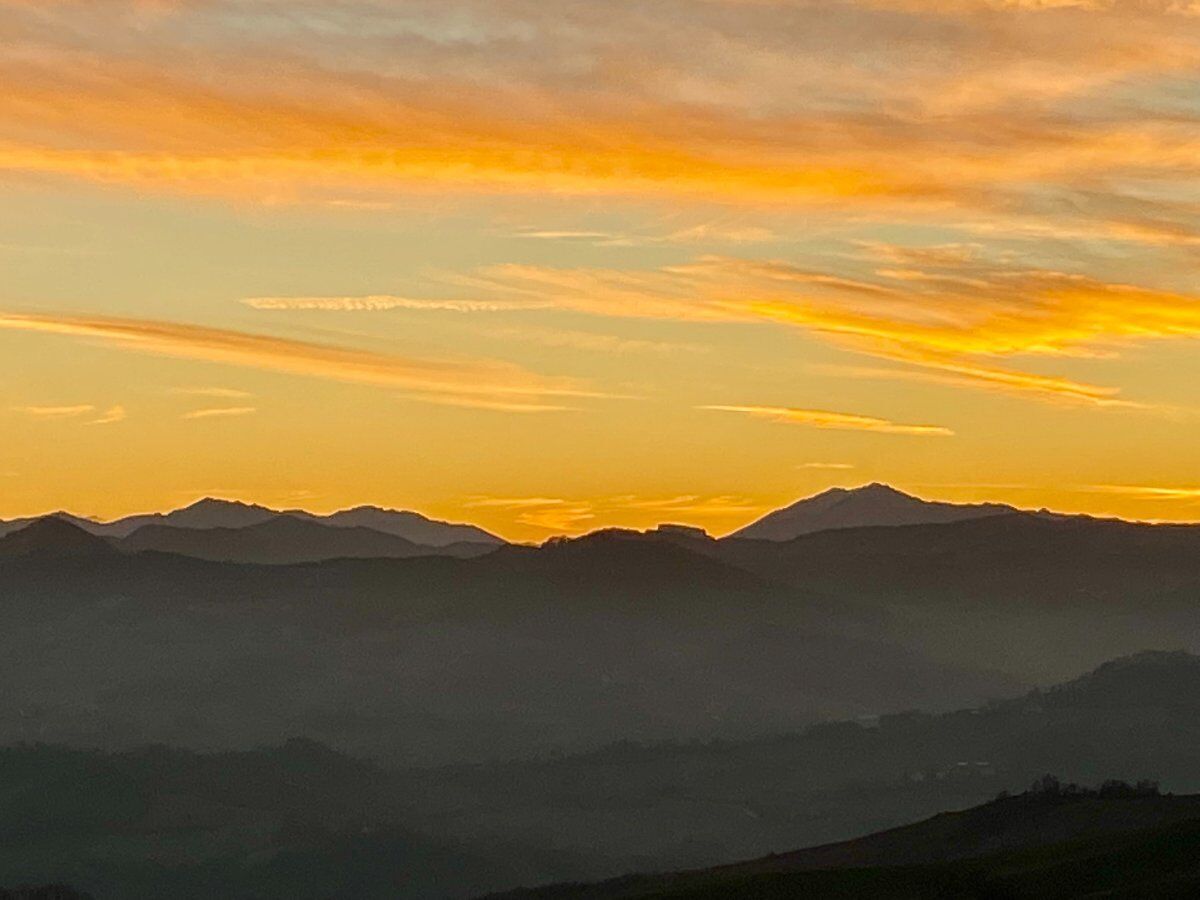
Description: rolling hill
xmin=497 ymin=788 xmax=1200 ymax=898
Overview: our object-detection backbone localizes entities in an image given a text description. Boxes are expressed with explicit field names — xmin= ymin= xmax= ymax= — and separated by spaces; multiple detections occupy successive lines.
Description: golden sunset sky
xmin=2 ymin=0 xmax=1200 ymax=539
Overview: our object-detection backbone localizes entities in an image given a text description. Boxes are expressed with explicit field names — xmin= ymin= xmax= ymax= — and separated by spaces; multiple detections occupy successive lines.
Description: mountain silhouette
xmin=0 ymin=498 xmax=505 ymax=547
xmin=0 ymin=517 xmax=118 ymax=560
xmin=715 ymin=513 xmax=1200 ymax=680
xmin=284 ymin=505 xmax=503 ymax=546
xmin=731 ymin=483 xmax=1015 ymax=541
xmin=118 ymin=515 xmax=494 ymax=564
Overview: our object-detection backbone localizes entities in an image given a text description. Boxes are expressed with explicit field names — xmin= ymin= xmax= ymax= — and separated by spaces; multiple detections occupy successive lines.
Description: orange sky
xmin=2 ymin=0 xmax=1200 ymax=540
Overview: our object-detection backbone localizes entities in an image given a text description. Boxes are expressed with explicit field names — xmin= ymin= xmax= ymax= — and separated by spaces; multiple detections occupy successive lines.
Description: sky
xmin=2 ymin=0 xmax=1200 ymax=540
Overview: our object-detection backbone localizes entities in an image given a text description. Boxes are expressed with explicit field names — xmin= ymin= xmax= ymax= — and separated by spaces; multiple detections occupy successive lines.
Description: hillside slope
xmin=499 ymin=790 xmax=1200 ymax=898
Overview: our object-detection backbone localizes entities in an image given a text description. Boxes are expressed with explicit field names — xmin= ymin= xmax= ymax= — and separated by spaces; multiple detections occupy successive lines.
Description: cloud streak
xmin=457 ymin=253 xmax=1200 ymax=407
xmin=90 ymin=405 xmax=127 ymax=425
xmin=702 ymin=404 xmax=954 ymax=436
xmin=244 ymin=296 xmax=548 ymax=313
xmin=10 ymin=404 xmax=95 ymax=419
xmin=0 ymin=310 xmax=594 ymax=409
xmin=0 ymin=0 xmax=1197 ymax=241
xmin=181 ymin=406 xmax=257 ymax=420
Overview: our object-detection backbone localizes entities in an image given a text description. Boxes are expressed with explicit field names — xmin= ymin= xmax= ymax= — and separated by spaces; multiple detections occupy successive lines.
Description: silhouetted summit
xmin=286 ymin=505 xmax=503 ymax=546
xmin=732 ymin=482 xmax=1015 ymax=541
xmin=0 ymin=517 xmax=117 ymax=560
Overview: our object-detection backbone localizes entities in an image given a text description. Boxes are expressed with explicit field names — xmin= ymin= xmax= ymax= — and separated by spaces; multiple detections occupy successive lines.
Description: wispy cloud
xmin=480 ymin=324 xmax=705 ymax=356
xmin=0 ymin=0 xmax=1194 ymax=234
xmin=515 ymin=222 xmax=777 ymax=247
xmin=0 ymin=311 xmax=595 ymax=410
xmin=181 ymin=406 xmax=257 ymax=420
xmin=170 ymin=387 xmax=254 ymax=399
xmin=89 ymin=405 xmax=127 ymax=425
xmin=799 ymin=462 xmax=856 ymax=470
xmin=1085 ymin=484 xmax=1200 ymax=501
xmin=11 ymin=404 xmax=95 ymax=419
xmin=702 ymin=404 xmax=954 ymax=436
xmin=243 ymin=295 xmax=548 ymax=313
xmin=464 ymin=497 xmax=570 ymax=509
xmin=462 ymin=493 xmax=764 ymax=533
xmin=457 ymin=253 xmax=1200 ymax=407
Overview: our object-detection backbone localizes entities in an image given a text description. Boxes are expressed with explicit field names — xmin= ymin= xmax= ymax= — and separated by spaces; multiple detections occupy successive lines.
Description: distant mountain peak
xmin=290 ymin=505 xmax=503 ymax=547
xmin=183 ymin=496 xmax=270 ymax=512
xmin=0 ymin=516 xmax=117 ymax=559
xmin=731 ymin=482 xmax=1016 ymax=541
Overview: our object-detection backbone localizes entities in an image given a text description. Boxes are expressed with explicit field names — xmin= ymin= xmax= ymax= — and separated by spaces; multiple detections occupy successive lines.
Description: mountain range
xmin=0 ymin=483 xmax=1148 ymax=568
xmin=0 ymin=496 xmax=503 ymax=546
xmin=2 ymin=484 xmax=1200 ymax=896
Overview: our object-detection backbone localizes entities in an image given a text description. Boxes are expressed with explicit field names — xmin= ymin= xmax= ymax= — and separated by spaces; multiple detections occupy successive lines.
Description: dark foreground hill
xmin=0 ymin=741 xmax=581 ymax=900
xmin=0 ymin=654 xmax=1198 ymax=897
xmin=499 ymin=788 xmax=1200 ymax=898
xmin=402 ymin=650 xmax=1200 ymax=881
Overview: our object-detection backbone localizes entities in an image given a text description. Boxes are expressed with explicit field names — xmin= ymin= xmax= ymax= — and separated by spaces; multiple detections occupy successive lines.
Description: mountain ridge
xmin=0 ymin=497 xmax=503 ymax=547
xmin=731 ymin=482 xmax=1018 ymax=541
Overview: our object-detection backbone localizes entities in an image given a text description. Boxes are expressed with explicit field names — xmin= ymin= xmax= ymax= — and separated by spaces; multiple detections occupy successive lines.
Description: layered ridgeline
xmin=1 ymin=487 xmax=1200 ymax=761
xmin=0 ymin=497 xmax=503 ymax=559
xmin=0 ymin=653 xmax=1199 ymax=898
xmin=0 ymin=515 xmax=1022 ymax=763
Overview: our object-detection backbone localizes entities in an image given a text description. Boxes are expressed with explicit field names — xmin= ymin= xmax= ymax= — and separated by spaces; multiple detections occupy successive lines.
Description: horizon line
xmin=2 ymin=482 xmax=1198 ymax=543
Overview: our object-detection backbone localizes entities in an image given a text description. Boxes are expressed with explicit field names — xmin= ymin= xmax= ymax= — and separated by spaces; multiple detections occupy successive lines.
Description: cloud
xmin=799 ymin=462 xmax=856 ymax=469
xmin=1084 ymin=484 xmax=1200 ymax=501
xmin=243 ymin=295 xmax=548 ymax=312
xmin=0 ymin=310 xmax=595 ymax=409
xmin=480 ymin=324 xmax=705 ymax=356
xmin=89 ymin=405 xmax=127 ymax=425
xmin=181 ymin=406 xmax=257 ymax=420
xmin=462 ymin=492 xmax=763 ymax=533
xmin=702 ymin=404 xmax=954 ymax=436
xmin=170 ymin=387 xmax=254 ymax=399
xmin=0 ymin=0 xmax=1197 ymax=237
xmin=10 ymin=404 xmax=95 ymax=419
xmin=515 ymin=222 xmax=777 ymax=247
xmin=463 ymin=497 xmax=569 ymax=509
xmin=458 ymin=253 xmax=1200 ymax=407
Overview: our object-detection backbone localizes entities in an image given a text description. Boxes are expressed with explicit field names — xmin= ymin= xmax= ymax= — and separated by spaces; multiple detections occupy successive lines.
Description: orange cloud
xmin=10 ymin=404 xmax=95 ymax=419
xmin=244 ymin=296 xmax=547 ymax=313
xmin=0 ymin=311 xmax=593 ymax=408
xmin=458 ymin=253 xmax=1200 ymax=406
xmin=0 ymin=0 xmax=1196 ymax=227
xmin=702 ymin=404 xmax=955 ymax=436
xmin=90 ymin=405 xmax=127 ymax=425
xmin=181 ymin=406 xmax=257 ymax=420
